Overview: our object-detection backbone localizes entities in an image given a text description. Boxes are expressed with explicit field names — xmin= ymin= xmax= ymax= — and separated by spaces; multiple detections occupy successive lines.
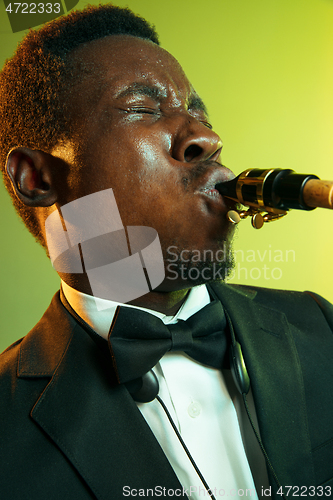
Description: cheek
xmin=132 ymin=131 xmax=172 ymax=172
xmin=136 ymin=138 xmax=160 ymax=166
xmin=74 ymin=124 xmax=177 ymax=217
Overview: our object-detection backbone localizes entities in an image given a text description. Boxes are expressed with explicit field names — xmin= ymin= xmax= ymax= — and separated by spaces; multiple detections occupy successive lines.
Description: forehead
xmin=69 ymin=35 xmax=201 ymax=109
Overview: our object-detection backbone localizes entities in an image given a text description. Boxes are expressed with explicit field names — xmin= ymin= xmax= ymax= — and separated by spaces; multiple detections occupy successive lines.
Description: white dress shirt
xmin=62 ymin=281 xmax=261 ymax=499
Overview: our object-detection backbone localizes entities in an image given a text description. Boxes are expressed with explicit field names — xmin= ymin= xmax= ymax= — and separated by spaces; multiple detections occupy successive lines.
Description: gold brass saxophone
xmin=215 ymin=168 xmax=333 ymax=229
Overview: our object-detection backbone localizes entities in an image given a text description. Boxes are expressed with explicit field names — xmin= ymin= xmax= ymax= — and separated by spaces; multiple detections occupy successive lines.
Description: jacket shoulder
xmin=212 ymin=280 xmax=331 ymax=306
xmin=210 ymin=281 xmax=333 ymax=330
xmin=0 ymin=291 xmax=76 ymax=394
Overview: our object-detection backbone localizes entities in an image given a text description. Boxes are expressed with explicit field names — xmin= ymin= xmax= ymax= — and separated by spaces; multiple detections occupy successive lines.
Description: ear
xmin=6 ymin=147 xmax=58 ymax=207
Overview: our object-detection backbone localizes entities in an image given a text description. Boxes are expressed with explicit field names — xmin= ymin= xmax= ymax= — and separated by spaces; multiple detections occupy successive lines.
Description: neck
xmin=127 ymin=288 xmax=190 ymax=315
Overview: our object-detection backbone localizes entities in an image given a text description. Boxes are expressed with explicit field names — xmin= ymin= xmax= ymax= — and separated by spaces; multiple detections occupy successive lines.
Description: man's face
xmin=56 ymin=35 xmax=236 ymax=290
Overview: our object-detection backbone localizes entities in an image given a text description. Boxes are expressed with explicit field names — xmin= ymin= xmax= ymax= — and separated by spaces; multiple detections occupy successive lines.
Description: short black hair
xmin=0 ymin=4 xmax=159 ymax=248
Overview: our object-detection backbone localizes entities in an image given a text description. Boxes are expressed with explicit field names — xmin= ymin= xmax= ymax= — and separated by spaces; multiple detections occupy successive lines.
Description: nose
xmin=172 ymin=119 xmax=223 ymax=163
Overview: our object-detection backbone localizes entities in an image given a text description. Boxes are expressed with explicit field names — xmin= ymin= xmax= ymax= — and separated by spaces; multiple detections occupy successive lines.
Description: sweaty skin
xmin=10 ymin=35 xmax=236 ymax=315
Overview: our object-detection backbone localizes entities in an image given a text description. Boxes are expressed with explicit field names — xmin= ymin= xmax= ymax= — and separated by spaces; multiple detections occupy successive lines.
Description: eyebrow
xmin=115 ymin=83 xmax=167 ymax=101
xmin=115 ymin=82 xmax=208 ymax=115
xmin=188 ymin=94 xmax=208 ymax=115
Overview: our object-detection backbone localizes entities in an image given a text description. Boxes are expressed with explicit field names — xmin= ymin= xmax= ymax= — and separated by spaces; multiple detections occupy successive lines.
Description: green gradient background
xmin=1 ymin=0 xmax=333 ymax=353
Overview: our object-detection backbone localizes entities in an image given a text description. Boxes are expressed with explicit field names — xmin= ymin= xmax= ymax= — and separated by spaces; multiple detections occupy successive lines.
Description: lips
xmin=194 ymin=167 xmax=236 ymax=211
xmin=200 ymin=187 xmax=222 ymax=198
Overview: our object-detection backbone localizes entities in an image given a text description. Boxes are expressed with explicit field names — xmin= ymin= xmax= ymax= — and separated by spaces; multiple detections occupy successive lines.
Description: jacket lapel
xmin=210 ymin=283 xmax=316 ymax=490
xmin=18 ymin=293 xmax=183 ymax=500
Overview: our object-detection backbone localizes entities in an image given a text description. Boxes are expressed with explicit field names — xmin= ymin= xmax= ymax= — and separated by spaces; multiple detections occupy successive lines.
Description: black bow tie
xmin=108 ymin=299 xmax=229 ymax=386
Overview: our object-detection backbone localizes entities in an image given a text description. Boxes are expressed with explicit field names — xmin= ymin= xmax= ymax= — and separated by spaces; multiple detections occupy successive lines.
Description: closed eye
xmin=201 ymin=120 xmax=213 ymax=130
xmin=126 ymin=107 xmax=159 ymax=115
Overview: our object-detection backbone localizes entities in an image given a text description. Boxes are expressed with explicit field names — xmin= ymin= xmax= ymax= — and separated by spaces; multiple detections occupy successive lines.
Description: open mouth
xmin=199 ymin=187 xmax=222 ymax=198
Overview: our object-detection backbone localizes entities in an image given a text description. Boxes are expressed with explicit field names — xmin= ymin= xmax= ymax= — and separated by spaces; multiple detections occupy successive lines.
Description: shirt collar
xmin=61 ymin=280 xmax=211 ymax=340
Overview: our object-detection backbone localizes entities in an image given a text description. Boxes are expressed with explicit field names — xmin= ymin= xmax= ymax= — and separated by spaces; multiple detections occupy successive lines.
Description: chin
xmin=157 ymin=244 xmax=235 ymax=291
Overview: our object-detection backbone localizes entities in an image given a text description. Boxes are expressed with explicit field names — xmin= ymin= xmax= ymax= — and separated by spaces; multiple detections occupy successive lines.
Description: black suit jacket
xmin=1 ymin=282 xmax=333 ymax=499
